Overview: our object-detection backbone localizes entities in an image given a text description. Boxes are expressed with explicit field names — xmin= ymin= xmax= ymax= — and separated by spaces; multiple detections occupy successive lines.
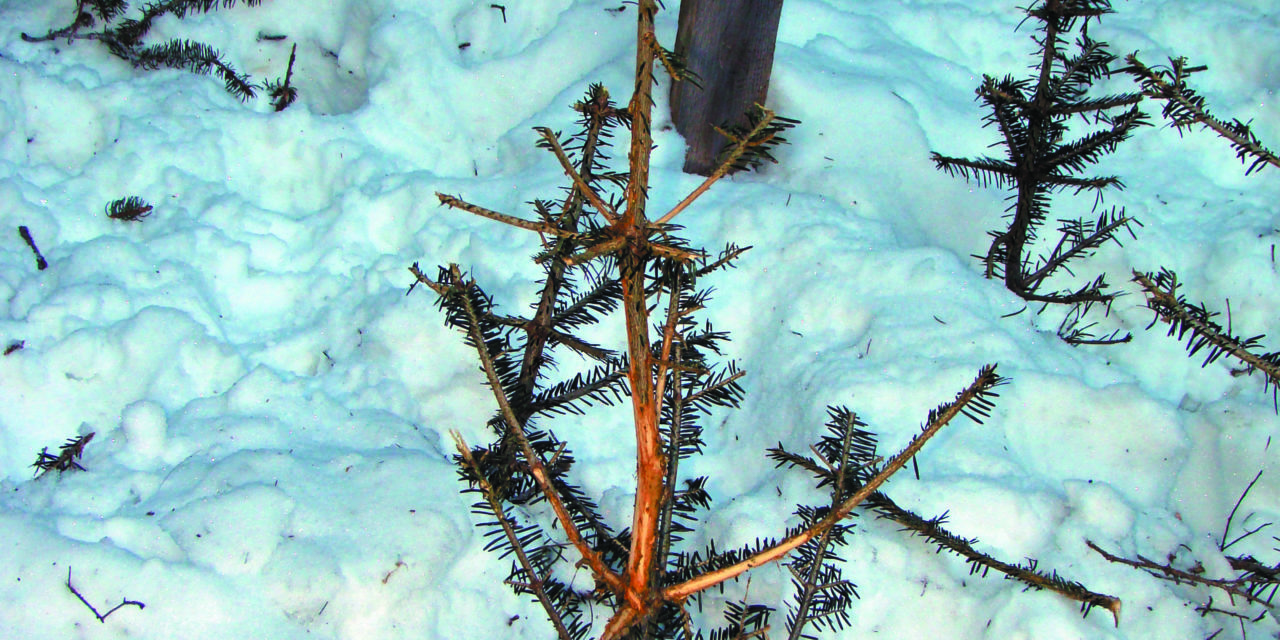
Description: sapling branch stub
xmin=437 ymin=192 xmax=585 ymax=239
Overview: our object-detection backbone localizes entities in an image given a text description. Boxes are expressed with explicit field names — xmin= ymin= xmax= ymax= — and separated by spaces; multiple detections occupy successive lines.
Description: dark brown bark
xmin=671 ymin=0 xmax=784 ymax=175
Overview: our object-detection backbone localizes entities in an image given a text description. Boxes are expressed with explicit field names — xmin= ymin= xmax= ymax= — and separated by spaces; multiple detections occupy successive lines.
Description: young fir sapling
xmin=932 ymin=0 xmax=1146 ymax=345
xmin=263 ymin=42 xmax=298 ymax=112
xmin=410 ymin=2 xmax=1115 ymax=637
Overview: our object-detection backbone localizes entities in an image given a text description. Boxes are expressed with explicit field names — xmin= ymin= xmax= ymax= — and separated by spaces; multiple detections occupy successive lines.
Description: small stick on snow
xmin=66 ymin=568 xmax=146 ymax=623
xmin=18 ymin=225 xmax=47 ymax=270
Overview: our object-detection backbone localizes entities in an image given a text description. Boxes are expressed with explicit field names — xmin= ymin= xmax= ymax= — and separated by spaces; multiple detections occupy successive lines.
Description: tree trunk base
xmin=670 ymin=0 xmax=784 ymax=176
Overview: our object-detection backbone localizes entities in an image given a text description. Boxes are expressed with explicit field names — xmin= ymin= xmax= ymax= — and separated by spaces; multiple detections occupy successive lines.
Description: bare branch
xmin=66 ymin=567 xmax=145 ymax=623
xmin=436 ymin=192 xmax=585 ymax=239
xmin=1088 ymin=540 xmax=1276 ymax=615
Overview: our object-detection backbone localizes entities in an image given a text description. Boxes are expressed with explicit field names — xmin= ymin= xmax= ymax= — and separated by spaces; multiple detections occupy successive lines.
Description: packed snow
xmin=1 ymin=0 xmax=1278 ymax=638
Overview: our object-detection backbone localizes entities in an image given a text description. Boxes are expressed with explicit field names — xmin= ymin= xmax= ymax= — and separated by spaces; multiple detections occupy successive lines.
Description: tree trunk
xmin=670 ymin=0 xmax=784 ymax=175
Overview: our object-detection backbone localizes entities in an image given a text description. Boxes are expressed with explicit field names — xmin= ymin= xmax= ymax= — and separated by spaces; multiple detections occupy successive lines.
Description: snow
xmin=1 ymin=0 xmax=1278 ymax=637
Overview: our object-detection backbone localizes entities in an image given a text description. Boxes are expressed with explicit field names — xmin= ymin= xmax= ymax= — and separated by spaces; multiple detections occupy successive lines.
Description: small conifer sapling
xmin=412 ymin=1 xmax=1116 ymax=637
xmin=932 ymin=0 xmax=1146 ymax=344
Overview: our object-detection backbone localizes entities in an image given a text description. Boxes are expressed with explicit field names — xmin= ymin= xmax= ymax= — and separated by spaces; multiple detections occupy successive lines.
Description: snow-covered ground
xmin=2 ymin=1 xmax=1278 ymax=637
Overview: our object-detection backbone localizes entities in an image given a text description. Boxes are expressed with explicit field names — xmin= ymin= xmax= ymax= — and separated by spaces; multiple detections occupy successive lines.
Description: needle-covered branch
xmin=874 ymin=494 xmax=1121 ymax=623
xmin=664 ymin=365 xmax=1004 ymax=601
xmin=22 ymin=0 xmax=267 ymax=102
xmin=451 ymin=431 xmax=580 ymax=639
xmin=441 ymin=266 xmax=622 ymax=596
xmin=655 ymin=106 xmax=797 ymax=225
xmin=1134 ymin=269 xmax=1280 ymax=409
xmin=535 ymin=128 xmax=620 ymax=223
xmin=1088 ymin=541 xmax=1277 ymax=615
xmin=1124 ymin=54 xmax=1280 ymax=175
